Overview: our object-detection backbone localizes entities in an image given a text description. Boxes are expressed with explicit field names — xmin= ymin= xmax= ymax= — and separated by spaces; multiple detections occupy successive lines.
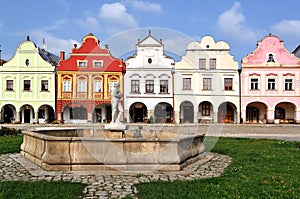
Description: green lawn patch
xmin=0 ymin=135 xmax=23 ymax=154
xmin=0 ymin=134 xmax=86 ymax=199
xmin=0 ymin=180 xmax=85 ymax=199
xmin=136 ymin=137 xmax=300 ymax=199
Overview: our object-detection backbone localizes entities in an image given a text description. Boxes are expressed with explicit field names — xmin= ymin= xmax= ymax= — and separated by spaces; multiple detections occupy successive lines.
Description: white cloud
xmin=74 ymin=12 xmax=101 ymax=33
xmin=99 ymin=2 xmax=138 ymax=28
xmin=271 ymin=20 xmax=300 ymax=39
xmin=217 ymin=2 xmax=258 ymax=42
xmin=75 ymin=2 xmax=140 ymax=36
xmin=30 ymin=30 xmax=79 ymax=56
xmin=124 ymin=0 xmax=163 ymax=13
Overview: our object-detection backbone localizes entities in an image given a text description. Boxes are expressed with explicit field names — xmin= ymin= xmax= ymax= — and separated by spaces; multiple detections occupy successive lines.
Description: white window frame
xmin=63 ymin=80 xmax=71 ymax=92
xmin=78 ymin=80 xmax=87 ymax=92
xmin=267 ymin=78 xmax=276 ymax=90
xmin=182 ymin=77 xmax=192 ymax=90
xmin=94 ymin=80 xmax=103 ymax=92
xmin=93 ymin=60 xmax=104 ymax=68
xmin=109 ymin=81 xmax=118 ymax=92
xmin=284 ymin=78 xmax=293 ymax=91
xmin=77 ymin=60 xmax=87 ymax=68
xmin=250 ymin=78 xmax=259 ymax=90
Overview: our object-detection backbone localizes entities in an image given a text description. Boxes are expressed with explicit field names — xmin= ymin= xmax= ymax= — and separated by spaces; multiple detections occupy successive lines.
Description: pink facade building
xmin=241 ymin=34 xmax=300 ymax=124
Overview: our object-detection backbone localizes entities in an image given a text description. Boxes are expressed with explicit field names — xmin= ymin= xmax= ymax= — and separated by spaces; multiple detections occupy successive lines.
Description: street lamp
xmin=171 ymin=64 xmax=175 ymax=123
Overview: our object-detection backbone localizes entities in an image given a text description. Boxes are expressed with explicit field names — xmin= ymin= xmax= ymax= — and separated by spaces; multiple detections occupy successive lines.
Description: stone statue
xmin=104 ymin=83 xmax=128 ymax=131
xmin=111 ymin=83 xmax=123 ymax=124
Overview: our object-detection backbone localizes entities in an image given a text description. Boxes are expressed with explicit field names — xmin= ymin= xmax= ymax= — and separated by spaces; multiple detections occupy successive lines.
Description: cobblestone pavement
xmin=1 ymin=152 xmax=232 ymax=199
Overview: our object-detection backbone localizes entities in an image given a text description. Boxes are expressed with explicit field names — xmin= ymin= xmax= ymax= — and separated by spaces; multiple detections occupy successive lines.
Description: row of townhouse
xmin=0 ymin=32 xmax=299 ymax=124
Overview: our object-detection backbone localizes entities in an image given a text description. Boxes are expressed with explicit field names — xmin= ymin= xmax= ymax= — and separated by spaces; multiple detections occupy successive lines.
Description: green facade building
xmin=0 ymin=36 xmax=59 ymax=123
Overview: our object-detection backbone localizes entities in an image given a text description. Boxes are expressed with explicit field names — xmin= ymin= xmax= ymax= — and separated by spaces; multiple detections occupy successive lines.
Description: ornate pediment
xmin=242 ymin=35 xmax=300 ymax=65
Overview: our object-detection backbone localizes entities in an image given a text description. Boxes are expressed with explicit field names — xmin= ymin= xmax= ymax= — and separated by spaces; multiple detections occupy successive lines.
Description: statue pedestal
xmin=104 ymin=123 xmax=128 ymax=138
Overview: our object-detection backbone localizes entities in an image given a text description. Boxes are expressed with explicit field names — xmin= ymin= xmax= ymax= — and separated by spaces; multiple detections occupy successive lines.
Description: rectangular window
xmin=41 ymin=80 xmax=48 ymax=91
xmin=145 ymin=80 xmax=154 ymax=93
xmin=224 ymin=78 xmax=233 ymax=90
xmin=183 ymin=78 xmax=191 ymax=90
xmin=250 ymin=78 xmax=259 ymax=90
xmin=63 ymin=80 xmax=71 ymax=92
xmin=267 ymin=78 xmax=276 ymax=90
xmin=78 ymin=80 xmax=86 ymax=92
xmin=6 ymin=80 xmax=13 ymax=91
xmin=199 ymin=58 xmax=206 ymax=69
xmin=131 ymin=80 xmax=140 ymax=93
xmin=93 ymin=61 xmax=103 ymax=68
xmin=78 ymin=60 xmax=87 ymax=68
xmin=285 ymin=79 xmax=293 ymax=90
xmin=202 ymin=103 xmax=210 ymax=116
xmin=209 ymin=58 xmax=216 ymax=69
xmin=94 ymin=81 xmax=102 ymax=92
xmin=23 ymin=80 xmax=31 ymax=91
xmin=109 ymin=81 xmax=118 ymax=92
xmin=203 ymin=78 xmax=212 ymax=90
xmin=160 ymin=80 xmax=168 ymax=93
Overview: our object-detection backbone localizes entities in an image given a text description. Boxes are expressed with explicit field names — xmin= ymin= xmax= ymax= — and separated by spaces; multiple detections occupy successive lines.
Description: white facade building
xmin=174 ymin=36 xmax=240 ymax=123
xmin=124 ymin=31 xmax=175 ymax=123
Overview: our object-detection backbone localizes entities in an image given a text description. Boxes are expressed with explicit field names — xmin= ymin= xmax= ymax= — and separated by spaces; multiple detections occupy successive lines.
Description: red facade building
xmin=56 ymin=33 xmax=126 ymax=123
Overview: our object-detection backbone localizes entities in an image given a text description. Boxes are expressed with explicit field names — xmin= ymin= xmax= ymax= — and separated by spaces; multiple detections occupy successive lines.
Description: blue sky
xmin=0 ymin=0 xmax=299 ymax=64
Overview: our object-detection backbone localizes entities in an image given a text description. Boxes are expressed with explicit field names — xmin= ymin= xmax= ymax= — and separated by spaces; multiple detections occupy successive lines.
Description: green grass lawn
xmin=0 ymin=180 xmax=85 ymax=199
xmin=2 ymin=135 xmax=300 ymax=199
xmin=136 ymin=137 xmax=300 ymax=199
xmin=0 ymin=135 xmax=23 ymax=154
xmin=0 ymin=135 xmax=86 ymax=199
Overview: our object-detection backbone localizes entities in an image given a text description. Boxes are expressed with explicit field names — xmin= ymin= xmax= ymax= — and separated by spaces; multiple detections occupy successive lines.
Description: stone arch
xmin=63 ymin=103 xmax=87 ymax=123
xmin=129 ymin=102 xmax=147 ymax=123
xmin=154 ymin=102 xmax=173 ymax=123
xmin=37 ymin=104 xmax=55 ymax=123
xmin=218 ymin=102 xmax=237 ymax=123
xmin=180 ymin=101 xmax=194 ymax=123
xmin=245 ymin=101 xmax=268 ymax=123
xmin=198 ymin=101 xmax=214 ymax=123
xmin=1 ymin=104 xmax=16 ymax=123
xmin=20 ymin=104 xmax=34 ymax=123
xmin=274 ymin=102 xmax=296 ymax=124
xmin=93 ymin=103 xmax=111 ymax=123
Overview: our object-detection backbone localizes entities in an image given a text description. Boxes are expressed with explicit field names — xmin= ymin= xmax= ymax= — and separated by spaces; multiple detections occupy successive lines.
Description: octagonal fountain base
xmin=21 ymin=127 xmax=206 ymax=171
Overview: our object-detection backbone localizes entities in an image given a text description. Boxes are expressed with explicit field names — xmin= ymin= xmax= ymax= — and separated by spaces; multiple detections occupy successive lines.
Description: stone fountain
xmin=20 ymin=85 xmax=206 ymax=172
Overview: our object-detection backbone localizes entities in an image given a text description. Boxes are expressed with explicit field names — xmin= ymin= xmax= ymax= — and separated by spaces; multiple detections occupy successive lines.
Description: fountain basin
xmin=21 ymin=127 xmax=206 ymax=171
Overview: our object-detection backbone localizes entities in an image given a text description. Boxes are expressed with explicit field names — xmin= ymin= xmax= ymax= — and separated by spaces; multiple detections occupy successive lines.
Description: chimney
xmin=60 ymin=51 xmax=65 ymax=61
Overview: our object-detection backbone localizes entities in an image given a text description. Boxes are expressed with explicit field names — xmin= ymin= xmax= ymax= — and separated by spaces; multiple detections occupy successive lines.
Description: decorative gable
xmin=137 ymin=30 xmax=162 ymax=47
xmin=242 ymin=34 xmax=300 ymax=66
xmin=57 ymin=33 xmax=126 ymax=72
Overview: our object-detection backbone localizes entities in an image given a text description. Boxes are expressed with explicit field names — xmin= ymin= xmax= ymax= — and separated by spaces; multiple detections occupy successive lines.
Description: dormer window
xmin=77 ymin=60 xmax=87 ymax=68
xmin=267 ymin=54 xmax=275 ymax=63
xmin=93 ymin=60 xmax=103 ymax=68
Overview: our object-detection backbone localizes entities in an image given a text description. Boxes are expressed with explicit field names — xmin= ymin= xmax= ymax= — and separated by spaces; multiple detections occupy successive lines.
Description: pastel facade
xmin=56 ymin=33 xmax=126 ymax=124
xmin=174 ymin=36 xmax=240 ymax=123
xmin=241 ymin=34 xmax=300 ymax=124
xmin=124 ymin=31 xmax=175 ymax=123
xmin=0 ymin=36 xmax=58 ymax=123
